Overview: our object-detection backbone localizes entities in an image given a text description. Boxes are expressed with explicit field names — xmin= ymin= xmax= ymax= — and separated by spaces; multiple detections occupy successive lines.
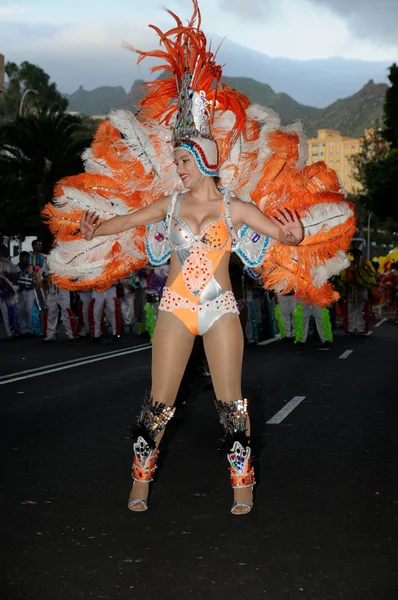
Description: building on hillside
xmin=307 ymin=129 xmax=362 ymax=194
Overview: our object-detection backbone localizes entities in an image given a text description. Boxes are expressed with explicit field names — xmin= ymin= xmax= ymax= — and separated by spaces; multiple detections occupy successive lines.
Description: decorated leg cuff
xmin=130 ymin=393 xmax=176 ymax=448
xmin=228 ymin=441 xmax=255 ymax=489
xmin=214 ymin=398 xmax=249 ymax=448
xmin=132 ymin=436 xmax=159 ymax=482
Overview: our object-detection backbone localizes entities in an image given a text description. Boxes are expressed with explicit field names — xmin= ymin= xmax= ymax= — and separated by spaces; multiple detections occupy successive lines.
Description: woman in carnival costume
xmin=43 ymin=1 xmax=355 ymax=515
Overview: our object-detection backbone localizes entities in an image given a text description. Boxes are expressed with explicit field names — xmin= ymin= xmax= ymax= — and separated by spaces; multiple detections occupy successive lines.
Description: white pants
xmin=79 ymin=291 xmax=92 ymax=335
xmin=347 ymin=289 xmax=368 ymax=333
xmin=93 ymin=288 xmax=117 ymax=337
xmin=46 ymin=289 xmax=74 ymax=338
xmin=0 ymin=300 xmax=13 ymax=337
xmin=120 ymin=293 xmax=135 ymax=328
xmin=18 ymin=289 xmax=35 ymax=333
xmin=298 ymin=303 xmax=329 ymax=344
xmin=278 ymin=295 xmax=296 ymax=338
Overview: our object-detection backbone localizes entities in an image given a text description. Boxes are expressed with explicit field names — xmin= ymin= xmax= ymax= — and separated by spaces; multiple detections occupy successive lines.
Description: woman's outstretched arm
xmin=80 ymin=196 xmax=170 ymax=241
xmin=231 ymin=198 xmax=304 ymax=246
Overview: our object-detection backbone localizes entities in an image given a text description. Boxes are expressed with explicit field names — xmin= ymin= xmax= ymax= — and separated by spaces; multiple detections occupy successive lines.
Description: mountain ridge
xmin=65 ymin=76 xmax=387 ymax=139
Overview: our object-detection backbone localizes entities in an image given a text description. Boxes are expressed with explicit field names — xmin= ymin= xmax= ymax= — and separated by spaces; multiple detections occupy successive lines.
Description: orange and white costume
xmin=158 ymin=191 xmax=238 ymax=335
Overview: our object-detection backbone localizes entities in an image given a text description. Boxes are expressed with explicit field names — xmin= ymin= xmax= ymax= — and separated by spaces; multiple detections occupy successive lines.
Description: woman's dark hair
xmin=213 ymin=176 xmax=221 ymax=187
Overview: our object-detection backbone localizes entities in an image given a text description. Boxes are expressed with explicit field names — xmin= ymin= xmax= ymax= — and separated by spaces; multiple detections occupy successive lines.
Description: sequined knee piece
xmin=133 ymin=393 xmax=176 ymax=443
xmin=132 ymin=436 xmax=159 ymax=482
xmin=227 ymin=441 xmax=255 ymax=489
xmin=214 ymin=398 xmax=248 ymax=439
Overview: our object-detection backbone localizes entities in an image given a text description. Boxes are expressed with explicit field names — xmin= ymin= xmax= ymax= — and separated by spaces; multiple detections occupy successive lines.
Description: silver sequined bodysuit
xmin=159 ymin=193 xmax=239 ymax=335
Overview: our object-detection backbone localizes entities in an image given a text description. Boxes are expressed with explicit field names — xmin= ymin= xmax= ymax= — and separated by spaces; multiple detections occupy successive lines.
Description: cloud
xmin=0 ymin=19 xmax=160 ymax=93
xmin=0 ymin=0 xmax=395 ymax=104
xmin=216 ymin=0 xmax=398 ymax=59
xmin=306 ymin=0 xmax=398 ymax=46
xmin=218 ymin=0 xmax=269 ymax=20
xmin=0 ymin=2 xmax=32 ymax=15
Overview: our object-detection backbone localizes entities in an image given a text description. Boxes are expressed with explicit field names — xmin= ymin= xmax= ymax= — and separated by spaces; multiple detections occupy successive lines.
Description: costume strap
xmin=165 ymin=190 xmax=179 ymax=241
xmin=173 ymin=193 xmax=184 ymax=217
xmin=223 ymin=190 xmax=239 ymax=245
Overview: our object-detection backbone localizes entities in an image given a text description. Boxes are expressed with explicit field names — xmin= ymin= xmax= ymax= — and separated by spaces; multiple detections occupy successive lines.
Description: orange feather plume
xmin=124 ymin=0 xmax=247 ymax=149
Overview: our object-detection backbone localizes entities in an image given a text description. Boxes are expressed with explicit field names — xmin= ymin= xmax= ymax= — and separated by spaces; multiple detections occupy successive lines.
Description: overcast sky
xmin=1 ymin=0 xmax=397 ymax=104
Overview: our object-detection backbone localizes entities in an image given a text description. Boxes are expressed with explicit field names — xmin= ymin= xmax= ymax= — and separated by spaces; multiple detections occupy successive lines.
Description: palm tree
xmin=0 ymin=109 xmax=94 ymax=249
xmin=0 ymin=61 xmax=68 ymax=120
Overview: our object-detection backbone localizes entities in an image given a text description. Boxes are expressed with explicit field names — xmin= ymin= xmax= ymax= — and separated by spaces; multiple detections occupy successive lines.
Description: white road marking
xmin=0 ymin=345 xmax=152 ymax=386
xmin=0 ymin=344 xmax=151 ymax=381
xmin=266 ymin=396 xmax=306 ymax=424
xmin=339 ymin=349 xmax=353 ymax=359
xmin=374 ymin=318 xmax=388 ymax=328
xmin=257 ymin=335 xmax=280 ymax=346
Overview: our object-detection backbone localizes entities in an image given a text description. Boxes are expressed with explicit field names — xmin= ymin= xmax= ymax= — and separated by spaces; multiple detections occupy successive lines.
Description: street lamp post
xmin=19 ymin=89 xmax=39 ymax=117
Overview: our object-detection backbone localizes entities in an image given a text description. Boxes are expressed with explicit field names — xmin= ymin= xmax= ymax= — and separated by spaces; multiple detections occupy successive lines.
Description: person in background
xmin=29 ymin=239 xmax=48 ymax=333
xmin=133 ymin=269 xmax=149 ymax=326
xmin=78 ymin=290 xmax=93 ymax=338
xmin=43 ymin=260 xmax=77 ymax=341
xmin=17 ymin=251 xmax=36 ymax=335
xmin=387 ymin=262 xmax=398 ymax=323
xmin=118 ymin=276 xmax=135 ymax=334
xmin=275 ymin=291 xmax=296 ymax=342
xmin=339 ymin=248 xmax=377 ymax=335
xmin=294 ymin=301 xmax=333 ymax=350
xmin=29 ymin=240 xmax=46 ymax=270
xmin=0 ymin=236 xmax=20 ymax=339
xmin=92 ymin=285 xmax=121 ymax=341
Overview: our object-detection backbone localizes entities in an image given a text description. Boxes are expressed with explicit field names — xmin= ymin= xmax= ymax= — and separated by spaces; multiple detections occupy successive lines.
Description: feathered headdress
xmin=125 ymin=1 xmax=247 ymax=176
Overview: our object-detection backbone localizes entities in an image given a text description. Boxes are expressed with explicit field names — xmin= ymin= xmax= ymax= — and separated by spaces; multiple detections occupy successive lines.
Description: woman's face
xmin=174 ymin=149 xmax=206 ymax=189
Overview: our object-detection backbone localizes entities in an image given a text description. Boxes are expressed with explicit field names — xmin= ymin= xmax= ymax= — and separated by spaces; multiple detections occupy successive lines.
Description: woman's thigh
xmin=202 ymin=313 xmax=244 ymax=401
xmin=151 ymin=310 xmax=196 ymax=404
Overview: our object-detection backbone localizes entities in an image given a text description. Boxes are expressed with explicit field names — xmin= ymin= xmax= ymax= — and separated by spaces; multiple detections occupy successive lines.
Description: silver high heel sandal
xmin=228 ymin=441 xmax=255 ymax=515
xmin=127 ymin=436 xmax=159 ymax=512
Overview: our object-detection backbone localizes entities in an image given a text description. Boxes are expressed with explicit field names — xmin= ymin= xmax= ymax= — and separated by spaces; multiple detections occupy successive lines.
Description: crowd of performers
xmin=1 ymin=235 xmax=397 ymax=346
xmin=0 ymin=236 xmax=173 ymax=341
xmin=274 ymin=240 xmax=398 ymax=345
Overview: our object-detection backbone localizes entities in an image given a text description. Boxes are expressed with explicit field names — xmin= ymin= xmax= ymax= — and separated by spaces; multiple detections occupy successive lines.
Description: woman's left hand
xmin=270 ymin=209 xmax=304 ymax=245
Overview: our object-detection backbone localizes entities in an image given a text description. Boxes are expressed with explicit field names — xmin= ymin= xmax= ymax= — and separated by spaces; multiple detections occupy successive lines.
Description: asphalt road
xmin=0 ymin=322 xmax=397 ymax=600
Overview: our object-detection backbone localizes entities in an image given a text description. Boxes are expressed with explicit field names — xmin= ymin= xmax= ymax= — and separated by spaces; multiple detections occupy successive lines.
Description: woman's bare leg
xmin=129 ymin=310 xmax=195 ymax=509
xmin=202 ymin=313 xmax=253 ymax=514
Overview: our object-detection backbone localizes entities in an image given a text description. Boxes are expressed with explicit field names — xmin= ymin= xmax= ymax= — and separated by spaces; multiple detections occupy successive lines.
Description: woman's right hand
xmin=80 ymin=211 xmax=100 ymax=241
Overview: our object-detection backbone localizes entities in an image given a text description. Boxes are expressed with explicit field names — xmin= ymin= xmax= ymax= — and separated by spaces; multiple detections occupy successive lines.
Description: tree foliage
xmin=0 ymin=109 xmax=93 ymax=249
xmin=352 ymin=64 xmax=398 ymax=222
xmin=383 ymin=63 xmax=398 ymax=148
xmin=0 ymin=61 xmax=68 ymax=120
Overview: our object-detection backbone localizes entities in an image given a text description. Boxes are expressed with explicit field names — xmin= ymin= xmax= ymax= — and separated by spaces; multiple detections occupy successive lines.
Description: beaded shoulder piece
xmin=145 ymin=191 xmax=179 ymax=265
xmin=223 ymin=192 xmax=272 ymax=269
